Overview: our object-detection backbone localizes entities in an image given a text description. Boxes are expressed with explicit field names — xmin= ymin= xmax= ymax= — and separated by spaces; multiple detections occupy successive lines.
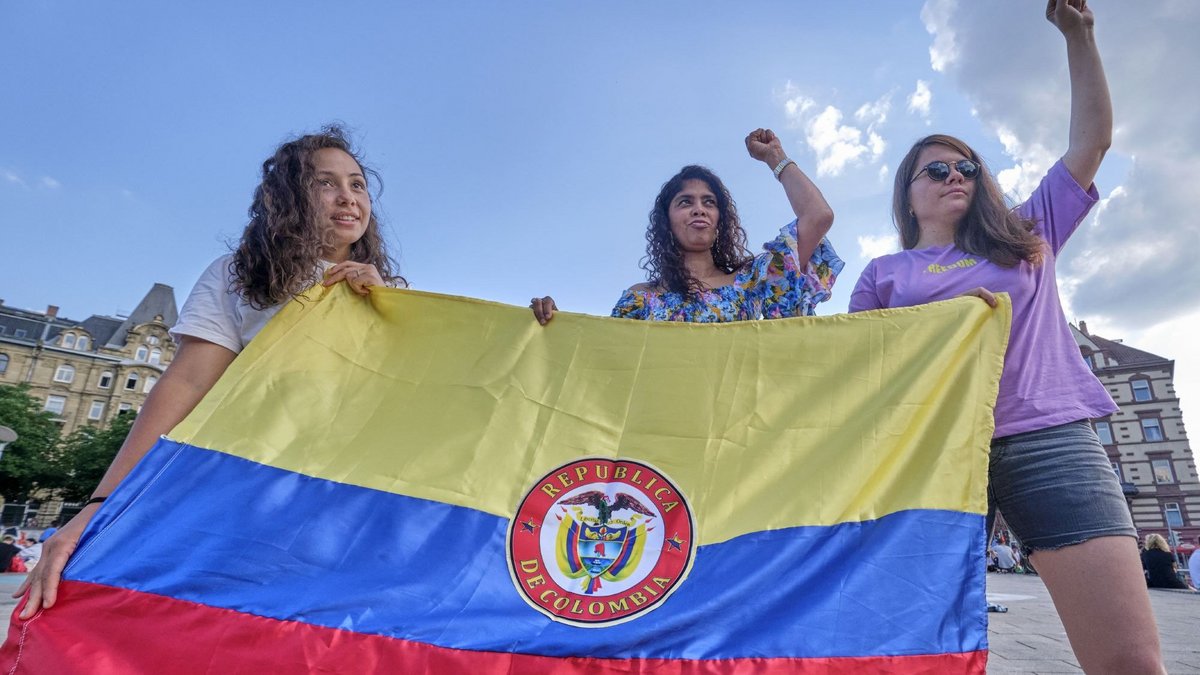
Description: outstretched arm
xmin=745 ymin=128 xmax=834 ymax=265
xmin=1048 ymin=0 xmax=1111 ymax=188
xmin=15 ymin=336 xmax=236 ymax=618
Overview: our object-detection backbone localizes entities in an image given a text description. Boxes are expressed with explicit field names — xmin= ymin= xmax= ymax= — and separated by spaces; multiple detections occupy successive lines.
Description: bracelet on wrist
xmin=84 ymin=496 xmax=108 ymax=507
xmin=772 ymin=157 xmax=796 ymax=179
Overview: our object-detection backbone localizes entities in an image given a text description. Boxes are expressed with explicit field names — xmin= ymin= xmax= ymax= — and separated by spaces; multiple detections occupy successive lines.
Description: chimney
xmin=1078 ymin=320 xmax=1088 ymax=336
xmin=46 ymin=305 xmax=59 ymax=318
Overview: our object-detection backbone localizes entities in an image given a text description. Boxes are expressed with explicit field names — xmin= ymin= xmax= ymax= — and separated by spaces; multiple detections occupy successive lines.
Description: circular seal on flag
xmin=506 ymin=458 xmax=696 ymax=627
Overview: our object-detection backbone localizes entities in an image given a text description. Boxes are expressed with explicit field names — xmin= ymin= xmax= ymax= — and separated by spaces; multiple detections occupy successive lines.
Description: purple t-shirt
xmin=849 ymin=160 xmax=1117 ymax=438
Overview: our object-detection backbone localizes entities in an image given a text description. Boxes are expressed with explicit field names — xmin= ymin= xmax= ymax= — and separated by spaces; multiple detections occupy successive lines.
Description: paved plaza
xmin=986 ymin=572 xmax=1199 ymax=674
xmin=1 ymin=571 xmax=1196 ymax=672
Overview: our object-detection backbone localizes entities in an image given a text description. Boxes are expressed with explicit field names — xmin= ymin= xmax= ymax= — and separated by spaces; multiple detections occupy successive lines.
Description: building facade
xmin=1074 ymin=322 xmax=1199 ymax=551
xmin=0 ymin=285 xmax=179 ymax=435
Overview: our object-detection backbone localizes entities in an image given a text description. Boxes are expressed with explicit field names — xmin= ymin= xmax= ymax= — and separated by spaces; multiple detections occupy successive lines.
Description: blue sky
xmin=3 ymin=2 xmax=1199 ymax=433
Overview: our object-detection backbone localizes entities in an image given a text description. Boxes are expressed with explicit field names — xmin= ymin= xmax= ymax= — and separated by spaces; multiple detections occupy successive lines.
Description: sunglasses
xmin=910 ymin=159 xmax=981 ymax=184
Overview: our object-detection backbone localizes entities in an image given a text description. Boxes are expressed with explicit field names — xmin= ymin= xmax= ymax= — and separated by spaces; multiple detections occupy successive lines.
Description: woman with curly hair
xmin=17 ymin=124 xmax=403 ymax=618
xmin=850 ymin=2 xmax=1167 ymax=671
xmin=531 ymin=128 xmax=840 ymax=324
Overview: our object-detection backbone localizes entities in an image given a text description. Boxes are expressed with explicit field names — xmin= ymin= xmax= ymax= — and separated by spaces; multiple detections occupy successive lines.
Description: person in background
xmin=1141 ymin=534 xmax=1187 ymax=590
xmin=993 ymin=540 xmax=1016 ymax=572
xmin=39 ymin=520 xmax=61 ymax=543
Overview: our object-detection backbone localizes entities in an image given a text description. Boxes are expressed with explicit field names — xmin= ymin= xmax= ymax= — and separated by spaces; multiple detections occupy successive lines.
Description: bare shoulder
xmin=627 ymin=282 xmax=659 ymax=293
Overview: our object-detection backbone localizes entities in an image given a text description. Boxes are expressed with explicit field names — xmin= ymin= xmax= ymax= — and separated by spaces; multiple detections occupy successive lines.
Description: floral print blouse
xmin=611 ymin=220 xmax=842 ymax=323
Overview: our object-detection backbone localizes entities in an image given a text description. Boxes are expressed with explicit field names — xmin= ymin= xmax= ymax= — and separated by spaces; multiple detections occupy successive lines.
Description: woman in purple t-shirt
xmin=850 ymin=2 xmax=1166 ymax=672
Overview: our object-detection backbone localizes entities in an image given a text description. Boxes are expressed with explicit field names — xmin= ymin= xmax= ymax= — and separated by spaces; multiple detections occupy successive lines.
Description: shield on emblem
xmin=577 ymin=524 xmax=627 ymax=577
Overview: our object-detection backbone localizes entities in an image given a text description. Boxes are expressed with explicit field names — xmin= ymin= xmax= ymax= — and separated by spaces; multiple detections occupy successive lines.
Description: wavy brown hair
xmin=231 ymin=124 xmax=402 ymax=309
xmin=894 ymin=134 xmax=1044 ymax=267
xmin=641 ymin=165 xmax=752 ymax=297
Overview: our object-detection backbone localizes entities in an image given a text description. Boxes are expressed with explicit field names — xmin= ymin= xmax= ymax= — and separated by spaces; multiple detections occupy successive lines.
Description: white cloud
xmin=857 ymin=233 xmax=900 ymax=259
xmin=921 ymin=0 xmax=959 ymax=72
xmin=3 ymin=169 xmax=29 ymax=189
xmin=854 ymin=96 xmax=891 ymax=126
xmin=991 ymin=126 xmax=1057 ymax=199
xmin=907 ymin=80 xmax=932 ymax=121
xmin=779 ymin=84 xmax=890 ymax=177
xmin=41 ymin=176 xmax=61 ymax=189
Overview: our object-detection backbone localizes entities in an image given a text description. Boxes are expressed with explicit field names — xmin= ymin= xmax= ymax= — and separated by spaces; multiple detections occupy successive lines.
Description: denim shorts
xmin=988 ymin=419 xmax=1136 ymax=553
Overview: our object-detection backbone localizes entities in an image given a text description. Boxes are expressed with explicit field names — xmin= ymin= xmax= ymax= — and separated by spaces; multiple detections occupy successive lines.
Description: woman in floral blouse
xmin=531 ymin=128 xmax=840 ymax=324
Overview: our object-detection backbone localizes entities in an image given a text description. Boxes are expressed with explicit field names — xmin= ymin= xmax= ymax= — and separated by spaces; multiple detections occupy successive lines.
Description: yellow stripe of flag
xmin=170 ymin=284 xmax=1008 ymax=547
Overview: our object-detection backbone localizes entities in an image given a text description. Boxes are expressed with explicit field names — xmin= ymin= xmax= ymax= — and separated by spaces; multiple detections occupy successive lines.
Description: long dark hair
xmin=893 ymin=134 xmax=1043 ymax=267
xmin=231 ymin=124 xmax=402 ymax=309
xmin=641 ymin=165 xmax=752 ymax=297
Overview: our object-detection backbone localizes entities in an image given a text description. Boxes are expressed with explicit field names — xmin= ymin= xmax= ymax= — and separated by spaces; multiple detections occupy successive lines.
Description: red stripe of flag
xmin=2 ymin=581 xmax=987 ymax=674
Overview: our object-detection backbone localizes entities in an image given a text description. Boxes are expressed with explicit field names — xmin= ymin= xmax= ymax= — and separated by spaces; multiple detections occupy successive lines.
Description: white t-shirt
xmin=993 ymin=543 xmax=1015 ymax=570
xmin=170 ymin=255 xmax=331 ymax=354
xmin=1188 ymin=551 xmax=1200 ymax=589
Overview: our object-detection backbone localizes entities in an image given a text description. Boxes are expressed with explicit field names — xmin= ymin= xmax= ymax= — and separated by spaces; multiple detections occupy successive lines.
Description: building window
xmin=1094 ymin=421 xmax=1114 ymax=445
xmin=45 ymin=395 xmax=66 ymax=415
xmin=1165 ymin=503 xmax=1184 ymax=528
xmin=1152 ymin=459 xmax=1175 ymax=484
xmin=53 ymin=364 xmax=75 ymax=384
xmin=124 ymin=373 xmax=140 ymax=390
xmin=98 ymin=371 xmax=113 ymax=389
xmin=1132 ymin=379 xmax=1152 ymax=402
xmin=62 ymin=333 xmax=76 ymax=349
xmin=1111 ymin=462 xmax=1121 ymax=480
xmin=146 ymin=335 xmax=160 ymax=346
xmin=118 ymin=402 xmax=133 ymax=414
xmin=144 ymin=376 xmax=158 ymax=393
xmin=1141 ymin=418 xmax=1165 ymax=442
xmin=1091 ymin=353 xmax=1104 ymax=370
xmin=88 ymin=401 xmax=105 ymax=420
xmin=135 ymin=346 xmax=149 ymax=362
xmin=77 ymin=335 xmax=89 ymax=351
xmin=14 ymin=329 xmax=27 ymax=338
xmin=0 ymin=353 xmax=8 ymax=375
xmin=149 ymin=348 xmax=162 ymax=365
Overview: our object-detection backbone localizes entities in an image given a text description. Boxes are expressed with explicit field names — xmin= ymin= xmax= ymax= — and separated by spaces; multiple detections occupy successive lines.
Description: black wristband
xmin=84 ymin=496 xmax=107 ymax=507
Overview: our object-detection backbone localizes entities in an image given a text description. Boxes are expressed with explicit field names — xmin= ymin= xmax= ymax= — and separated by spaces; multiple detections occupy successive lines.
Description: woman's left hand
xmin=958 ymin=287 xmax=998 ymax=308
xmin=323 ymin=262 xmax=383 ymax=296
xmin=1046 ymin=0 xmax=1093 ymax=34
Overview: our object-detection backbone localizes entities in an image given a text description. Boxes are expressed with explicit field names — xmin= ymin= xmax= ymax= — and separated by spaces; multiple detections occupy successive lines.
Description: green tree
xmin=50 ymin=412 xmax=135 ymax=502
xmin=0 ymin=384 xmax=62 ymax=502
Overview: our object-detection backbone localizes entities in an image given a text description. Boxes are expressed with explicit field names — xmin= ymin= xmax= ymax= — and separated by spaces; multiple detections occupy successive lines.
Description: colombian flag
xmin=2 ymin=284 xmax=1008 ymax=674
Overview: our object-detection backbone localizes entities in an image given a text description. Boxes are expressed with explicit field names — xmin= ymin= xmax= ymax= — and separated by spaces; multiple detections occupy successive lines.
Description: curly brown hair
xmin=894 ymin=134 xmax=1043 ymax=267
xmin=641 ymin=165 xmax=753 ymax=297
xmin=231 ymin=124 xmax=402 ymax=309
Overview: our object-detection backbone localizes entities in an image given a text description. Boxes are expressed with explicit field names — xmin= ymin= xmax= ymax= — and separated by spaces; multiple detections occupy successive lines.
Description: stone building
xmin=1074 ymin=322 xmax=1199 ymax=551
xmin=0 ymin=285 xmax=178 ymax=435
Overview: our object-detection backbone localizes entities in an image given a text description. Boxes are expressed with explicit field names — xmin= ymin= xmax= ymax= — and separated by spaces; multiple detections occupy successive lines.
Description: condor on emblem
xmin=507 ymin=458 xmax=696 ymax=627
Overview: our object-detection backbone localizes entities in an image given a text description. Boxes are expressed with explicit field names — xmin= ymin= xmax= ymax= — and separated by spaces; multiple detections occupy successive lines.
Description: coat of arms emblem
xmin=507 ymin=458 xmax=696 ymax=626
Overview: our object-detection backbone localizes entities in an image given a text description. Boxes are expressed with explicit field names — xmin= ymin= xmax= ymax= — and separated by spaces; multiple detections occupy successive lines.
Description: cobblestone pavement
xmin=2 ymin=571 xmax=1197 ymax=672
xmin=986 ymin=572 xmax=1199 ymax=674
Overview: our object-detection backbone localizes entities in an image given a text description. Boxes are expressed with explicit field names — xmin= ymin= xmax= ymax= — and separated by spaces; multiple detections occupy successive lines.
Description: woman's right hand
xmin=10 ymin=337 xmax=237 ymax=618
xmin=530 ymin=296 xmax=558 ymax=325
xmin=745 ymin=128 xmax=787 ymax=168
xmin=14 ymin=503 xmax=101 ymax=619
